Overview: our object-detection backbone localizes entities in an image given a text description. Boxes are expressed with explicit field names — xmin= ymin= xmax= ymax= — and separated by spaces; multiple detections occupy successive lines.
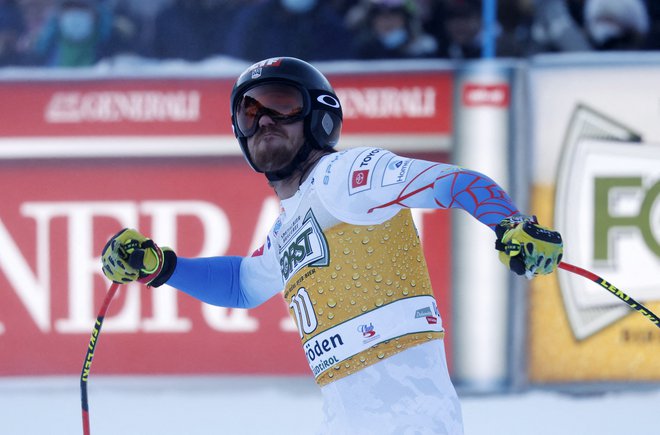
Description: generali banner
xmin=0 ymin=69 xmax=453 ymax=376
xmin=527 ymin=57 xmax=660 ymax=383
xmin=0 ymin=72 xmax=451 ymax=138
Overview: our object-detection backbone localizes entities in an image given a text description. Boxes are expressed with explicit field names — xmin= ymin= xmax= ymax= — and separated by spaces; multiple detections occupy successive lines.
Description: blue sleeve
xmin=433 ymin=167 xmax=519 ymax=230
xmin=167 ymin=256 xmax=259 ymax=308
xmin=364 ymin=157 xmax=520 ymax=231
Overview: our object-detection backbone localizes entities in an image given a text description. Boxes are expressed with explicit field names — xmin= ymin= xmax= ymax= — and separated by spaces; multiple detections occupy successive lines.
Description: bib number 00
xmin=289 ymin=287 xmax=318 ymax=338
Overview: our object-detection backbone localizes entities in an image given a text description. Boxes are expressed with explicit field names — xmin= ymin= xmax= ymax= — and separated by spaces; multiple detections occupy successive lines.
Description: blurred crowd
xmin=0 ymin=0 xmax=658 ymax=67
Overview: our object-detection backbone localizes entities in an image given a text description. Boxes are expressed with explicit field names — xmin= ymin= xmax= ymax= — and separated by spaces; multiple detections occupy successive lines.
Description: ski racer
xmin=101 ymin=57 xmax=563 ymax=435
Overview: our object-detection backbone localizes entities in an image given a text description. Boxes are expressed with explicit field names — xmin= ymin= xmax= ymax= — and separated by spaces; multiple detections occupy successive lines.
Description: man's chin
xmin=253 ymin=155 xmax=294 ymax=173
xmin=250 ymin=140 xmax=299 ymax=173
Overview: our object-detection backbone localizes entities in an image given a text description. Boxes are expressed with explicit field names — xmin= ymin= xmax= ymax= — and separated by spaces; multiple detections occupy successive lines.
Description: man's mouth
xmin=255 ymin=127 xmax=284 ymax=142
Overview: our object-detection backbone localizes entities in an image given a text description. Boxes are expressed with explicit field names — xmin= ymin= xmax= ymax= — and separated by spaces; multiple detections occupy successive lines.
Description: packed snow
xmin=1 ymin=376 xmax=659 ymax=434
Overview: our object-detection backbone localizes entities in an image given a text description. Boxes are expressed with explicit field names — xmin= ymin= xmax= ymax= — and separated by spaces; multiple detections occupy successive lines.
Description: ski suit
xmin=168 ymin=147 xmax=518 ymax=435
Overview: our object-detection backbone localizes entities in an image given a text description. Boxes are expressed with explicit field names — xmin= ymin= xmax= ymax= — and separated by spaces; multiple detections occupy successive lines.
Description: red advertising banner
xmin=0 ymin=70 xmax=453 ymax=376
xmin=0 ymin=72 xmax=451 ymax=138
xmin=332 ymin=72 xmax=452 ymax=135
xmin=0 ymin=79 xmax=223 ymax=137
xmin=0 ymin=155 xmax=451 ymax=376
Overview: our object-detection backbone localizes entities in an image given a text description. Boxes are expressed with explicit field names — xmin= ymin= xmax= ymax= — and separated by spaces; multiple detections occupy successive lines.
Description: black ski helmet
xmin=230 ymin=57 xmax=343 ymax=178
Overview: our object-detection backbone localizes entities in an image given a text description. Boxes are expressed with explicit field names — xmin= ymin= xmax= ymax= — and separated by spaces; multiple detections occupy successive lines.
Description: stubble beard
xmin=250 ymin=127 xmax=299 ymax=172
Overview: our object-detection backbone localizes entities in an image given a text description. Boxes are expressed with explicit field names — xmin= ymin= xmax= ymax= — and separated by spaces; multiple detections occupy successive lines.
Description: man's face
xmin=235 ymin=83 xmax=307 ymax=172
xmin=246 ymin=116 xmax=305 ymax=172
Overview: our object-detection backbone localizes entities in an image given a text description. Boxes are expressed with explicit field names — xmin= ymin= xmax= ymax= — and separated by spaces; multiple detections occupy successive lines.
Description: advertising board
xmin=528 ymin=56 xmax=660 ymax=383
xmin=0 ymin=67 xmax=454 ymax=376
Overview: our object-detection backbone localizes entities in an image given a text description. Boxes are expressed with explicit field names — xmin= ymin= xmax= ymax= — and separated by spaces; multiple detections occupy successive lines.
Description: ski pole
xmin=558 ymin=262 xmax=660 ymax=329
xmin=81 ymin=282 xmax=120 ymax=435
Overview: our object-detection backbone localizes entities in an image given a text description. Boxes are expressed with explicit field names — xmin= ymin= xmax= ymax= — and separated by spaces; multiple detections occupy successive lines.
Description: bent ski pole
xmin=558 ymin=262 xmax=660 ymax=329
xmin=81 ymin=282 xmax=120 ymax=435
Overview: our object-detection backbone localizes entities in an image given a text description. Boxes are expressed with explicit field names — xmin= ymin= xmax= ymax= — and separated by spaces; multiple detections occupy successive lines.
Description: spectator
xmin=351 ymin=0 xmax=438 ymax=60
xmin=565 ymin=0 xmax=587 ymax=27
xmin=330 ymin=0 xmax=355 ymax=17
xmin=438 ymin=0 xmax=483 ymax=59
xmin=223 ymin=0 xmax=357 ymax=62
xmin=413 ymin=0 xmax=450 ymax=51
xmin=107 ymin=0 xmax=146 ymax=58
xmin=530 ymin=0 xmax=591 ymax=53
xmin=584 ymin=0 xmax=650 ymax=50
xmin=644 ymin=0 xmax=660 ymax=49
xmin=496 ymin=0 xmax=535 ymax=57
xmin=151 ymin=0 xmax=237 ymax=61
xmin=0 ymin=0 xmax=25 ymax=65
xmin=30 ymin=0 xmax=114 ymax=67
xmin=14 ymin=0 xmax=54 ymax=65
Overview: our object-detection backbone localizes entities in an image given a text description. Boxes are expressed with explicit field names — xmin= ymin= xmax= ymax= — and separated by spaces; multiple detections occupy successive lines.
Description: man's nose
xmin=258 ymin=113 xmax=276 ymax=127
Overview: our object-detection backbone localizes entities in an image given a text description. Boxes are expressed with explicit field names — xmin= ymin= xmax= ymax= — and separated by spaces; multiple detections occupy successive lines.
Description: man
xmin=101 ymin=57 xmax=563 ymax=435
xmin=222 ymin=0 xmax=357 ymax=62
xmin=32 ymin=0 xmax=114 ymax=67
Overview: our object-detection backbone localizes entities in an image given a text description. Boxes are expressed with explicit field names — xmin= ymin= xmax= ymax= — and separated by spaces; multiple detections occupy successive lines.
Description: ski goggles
xmin=234 ymin=83 xmax=307 ymax=138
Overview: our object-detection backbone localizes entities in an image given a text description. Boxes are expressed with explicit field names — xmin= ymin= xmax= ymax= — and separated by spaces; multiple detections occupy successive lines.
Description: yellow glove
xmin=495 ymin=215 xmax=563 ymax=278
xmin=101 ymin=228 xmax=176 ymax=286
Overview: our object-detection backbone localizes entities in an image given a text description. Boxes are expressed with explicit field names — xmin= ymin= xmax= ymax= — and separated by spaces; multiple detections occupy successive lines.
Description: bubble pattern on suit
xmin=243 ymin=145 xmax=514 ymax=392
xmin=283 ymin=209 xmax=444 ymax=386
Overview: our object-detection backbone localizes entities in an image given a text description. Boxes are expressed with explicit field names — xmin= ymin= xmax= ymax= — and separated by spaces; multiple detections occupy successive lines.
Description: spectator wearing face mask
xmin=222 ymin=0 xmax=357 ymax=62
xmin=31 ymin=0 xmax=114 ymax=67
xmin=350 ymin=0 xmax=438 ymax=60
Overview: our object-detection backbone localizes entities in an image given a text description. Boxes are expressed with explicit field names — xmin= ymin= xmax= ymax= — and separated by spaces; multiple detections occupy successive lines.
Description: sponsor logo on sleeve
xmin=273 ymin=218 xmax=282 ymax=236
xmin=351 ymin=169 xmax=369 ymax=189
xmin=251 ymin=235 xmax=272 ymax=257
xmin=322 ymin=153 xmax=342 ymax=185
xmin=348 ymin=148 xmax=387 ymax=195
xmin=382 ymin=156 xmax=412 ymax=186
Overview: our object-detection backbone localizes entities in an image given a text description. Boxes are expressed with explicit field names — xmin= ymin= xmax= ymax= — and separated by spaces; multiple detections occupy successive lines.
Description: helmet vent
xmin=321 ymin=113 xmax=334 ymax=135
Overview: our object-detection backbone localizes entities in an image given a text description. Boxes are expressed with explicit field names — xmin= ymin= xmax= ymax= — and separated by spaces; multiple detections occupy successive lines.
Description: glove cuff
xmin=494 ymin=214 xmax=537 ymax=251
xmin=148 ymin=249 xmax=178 ymax=287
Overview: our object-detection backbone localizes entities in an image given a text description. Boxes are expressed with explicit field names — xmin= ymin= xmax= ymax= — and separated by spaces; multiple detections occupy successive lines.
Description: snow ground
xmin=1 ymin=376 xmax=659 ymax=435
